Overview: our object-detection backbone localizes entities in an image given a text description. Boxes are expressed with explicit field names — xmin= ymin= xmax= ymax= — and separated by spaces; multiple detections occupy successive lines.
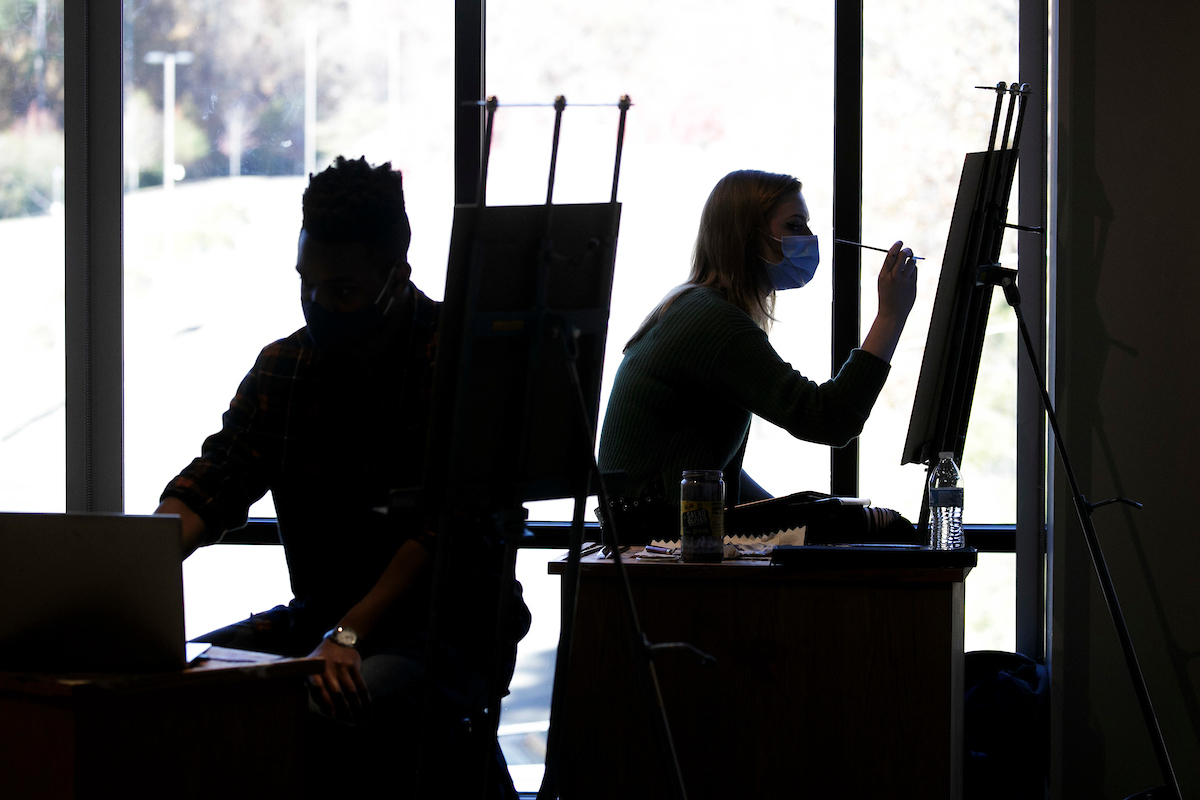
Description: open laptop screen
xmin=0 ymin=512 xmax=186 ymax=673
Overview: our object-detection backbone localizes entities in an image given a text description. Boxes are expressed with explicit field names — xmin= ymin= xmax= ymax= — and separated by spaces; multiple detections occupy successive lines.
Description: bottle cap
xmin=938 ymin=451 xmax=954 ymax=459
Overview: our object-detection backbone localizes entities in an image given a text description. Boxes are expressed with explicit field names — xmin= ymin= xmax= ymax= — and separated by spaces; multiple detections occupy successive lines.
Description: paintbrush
xmin=834 ymin=239 xmax=925 ymax=260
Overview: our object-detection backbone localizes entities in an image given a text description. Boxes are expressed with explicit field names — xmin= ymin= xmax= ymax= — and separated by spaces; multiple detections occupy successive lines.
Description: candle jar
xmin=680 ymin=469 xmax=725 ymax=562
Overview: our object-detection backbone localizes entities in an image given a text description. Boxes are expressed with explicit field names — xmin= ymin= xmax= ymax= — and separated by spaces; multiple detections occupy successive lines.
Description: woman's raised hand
xmin=878 ymin=240 xmax=918 ymax=324
xmin=860 ymin=240 xmax=918 ymax=364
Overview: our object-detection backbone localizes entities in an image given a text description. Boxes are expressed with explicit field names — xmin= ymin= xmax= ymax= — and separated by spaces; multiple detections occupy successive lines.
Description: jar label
xmin=681 ymin=500 xmax=725 ymax=539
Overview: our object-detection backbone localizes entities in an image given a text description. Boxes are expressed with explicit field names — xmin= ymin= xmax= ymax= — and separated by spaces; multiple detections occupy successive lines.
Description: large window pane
xmin=859 ymin=0 xmax=1019 ymax=525
xmin=497 ymin=1 xmax=837 ymax=514
xmin=966 ymin=552 xmax=1016 ymax=652
xmin=488 ymin=2 xmax=836 ymax=788
xmin=0 ymin=0 xmax=65 ymax=513
xmin=861 ymin=0 xmax=1020 ymax=654
xmin=121 ymin=0 xmax=453 ymax=634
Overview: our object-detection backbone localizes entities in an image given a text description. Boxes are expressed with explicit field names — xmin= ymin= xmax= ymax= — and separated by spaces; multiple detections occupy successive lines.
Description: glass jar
xmin=680 ymin=470 xmax=725 ymax=562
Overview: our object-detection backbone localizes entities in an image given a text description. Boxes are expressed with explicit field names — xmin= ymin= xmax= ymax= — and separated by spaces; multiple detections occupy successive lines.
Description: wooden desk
xmin=550 ymin=547 xmax=975 ymax=799
xmin=0 ymin=648 xmax=322 ymax=799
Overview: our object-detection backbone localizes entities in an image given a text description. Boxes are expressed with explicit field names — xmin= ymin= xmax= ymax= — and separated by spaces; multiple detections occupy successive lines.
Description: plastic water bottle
xmin=928 ymin=451 xmax=964 ymax=550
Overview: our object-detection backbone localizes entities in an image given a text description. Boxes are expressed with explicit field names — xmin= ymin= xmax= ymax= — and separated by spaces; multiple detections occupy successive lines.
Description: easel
xmin=414 ymin=95 xmax=695 ymax=800
xmin=908 ymin=81 xmax=1181 ymax=799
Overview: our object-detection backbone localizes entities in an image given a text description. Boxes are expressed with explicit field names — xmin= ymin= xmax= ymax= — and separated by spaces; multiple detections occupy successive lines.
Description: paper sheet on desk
xmin=641 ymin=527 xmax=806 ymax=560
xmin=195 ymin=645 xmax=288 ymax=664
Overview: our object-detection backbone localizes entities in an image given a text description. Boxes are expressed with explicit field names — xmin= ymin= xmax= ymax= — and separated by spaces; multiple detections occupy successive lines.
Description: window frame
xmin=64 ymin=0 xmax=124 ymax=516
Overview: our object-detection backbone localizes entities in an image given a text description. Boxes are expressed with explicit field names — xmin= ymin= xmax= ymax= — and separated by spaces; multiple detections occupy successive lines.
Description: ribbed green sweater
xmin=597 ymin=286 xmax=891 ymax=506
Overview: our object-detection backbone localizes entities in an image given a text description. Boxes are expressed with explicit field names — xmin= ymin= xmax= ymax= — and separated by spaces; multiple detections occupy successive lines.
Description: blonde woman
xmin=596 ymin=169 xmax=918 ymax=539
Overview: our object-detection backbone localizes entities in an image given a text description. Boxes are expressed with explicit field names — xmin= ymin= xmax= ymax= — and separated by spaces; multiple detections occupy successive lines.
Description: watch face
xmin=332 ymin=627 xmax=358 ymax=648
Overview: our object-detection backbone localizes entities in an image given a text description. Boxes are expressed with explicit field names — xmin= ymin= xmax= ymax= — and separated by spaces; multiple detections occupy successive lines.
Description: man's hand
xmin=305 ymin=539 xmax=430 ymax=719
xmin=154 ymin=497 xmax=209 ymax=558
xmin=308 ymin=638 xmax=371 ymax=720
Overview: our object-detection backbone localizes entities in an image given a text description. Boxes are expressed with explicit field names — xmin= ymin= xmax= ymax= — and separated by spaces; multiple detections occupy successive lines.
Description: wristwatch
xmin=322 ymin=625 xmax=359 ymax=649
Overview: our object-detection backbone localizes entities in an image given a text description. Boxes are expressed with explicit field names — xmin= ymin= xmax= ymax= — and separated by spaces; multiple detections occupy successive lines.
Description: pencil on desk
xmin=834 ymin=239 xmax=925 ymax=260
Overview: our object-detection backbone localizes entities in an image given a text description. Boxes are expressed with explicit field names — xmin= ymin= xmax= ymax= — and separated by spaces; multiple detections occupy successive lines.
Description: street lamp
xmin=144 ymin=50 xmax=194 ymax=192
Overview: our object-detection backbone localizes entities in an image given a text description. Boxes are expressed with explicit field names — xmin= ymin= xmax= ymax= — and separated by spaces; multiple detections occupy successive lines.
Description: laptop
xmin=0 ymin=511 xmax=194 ymax=673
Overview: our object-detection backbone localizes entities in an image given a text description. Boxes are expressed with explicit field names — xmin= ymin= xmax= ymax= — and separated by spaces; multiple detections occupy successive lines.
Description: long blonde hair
xmin=625 ymin=169 xmax=802 ymax=351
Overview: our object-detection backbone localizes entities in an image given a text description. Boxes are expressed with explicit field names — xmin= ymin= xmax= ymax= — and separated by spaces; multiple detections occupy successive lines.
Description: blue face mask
xmin=762 ymin=234 xmax=819 ymax=291
xmin=302 ymin=266 xmax=399 ymax=351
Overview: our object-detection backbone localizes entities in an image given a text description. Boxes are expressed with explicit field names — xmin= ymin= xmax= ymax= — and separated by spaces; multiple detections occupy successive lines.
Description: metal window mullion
xmin=831 ymin=0 xmax=864 ymax=497
xmin=455 ymin=0 xmax=485 ymax=205
xmin=1017 ymin=0 xmax=1050 ymax=662
xmin=65 ymin=0 xmax=124 ymax=513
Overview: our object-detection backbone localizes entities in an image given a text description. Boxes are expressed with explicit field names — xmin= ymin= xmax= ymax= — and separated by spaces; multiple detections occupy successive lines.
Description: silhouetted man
xmin=157 ymin=156 xmax=527 ymax=797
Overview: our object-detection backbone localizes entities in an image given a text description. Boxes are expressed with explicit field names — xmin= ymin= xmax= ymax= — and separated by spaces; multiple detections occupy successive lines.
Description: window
xmin=486 ymin=4 xmax=837 ymax=787
xmin=489 ymin=2 xmax=1030 ymax=785
xmin=0 ymin=0 xmax=65 ymax=514
xmin=119 ymin=0 xmax=454 ymax=637
xmin=858 ymin=0 xmax=1021 ymax=652
xmin=53 ymin=2 xmax=1045 ymax=792
xmin=859 ymin=0 xmax=1020 ymax=526
xmin=489 ymin=0 xmax=838 ymax=516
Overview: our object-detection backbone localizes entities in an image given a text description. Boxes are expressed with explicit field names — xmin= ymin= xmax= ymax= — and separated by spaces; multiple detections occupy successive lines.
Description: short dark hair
xmin=302 ymin=156 xmax=411 ymax=264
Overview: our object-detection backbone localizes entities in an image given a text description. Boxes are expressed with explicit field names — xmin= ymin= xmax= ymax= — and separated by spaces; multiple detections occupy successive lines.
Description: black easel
xmin=978 ymin=263 xmax=1182 ymax=800
xmin=904 ymin=82 xmax=1025 ymax=519
xmin=414 ymin=94 xmax=695 ymax=800
xmin=930 ymin=82 xmax=1182 ymax=799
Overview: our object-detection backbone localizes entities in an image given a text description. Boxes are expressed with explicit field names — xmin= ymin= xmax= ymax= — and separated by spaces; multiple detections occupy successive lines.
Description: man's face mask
xmin=302 ymin=265 xmax=399 ymax=351
xmin=762 ymin=234 xmax=820 ymax=291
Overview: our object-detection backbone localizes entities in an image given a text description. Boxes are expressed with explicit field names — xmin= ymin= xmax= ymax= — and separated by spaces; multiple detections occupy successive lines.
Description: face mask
xmin=762 ymin=234 xmax=819 ymax=291
xmin=303 ymin=266 xmax=399 ymax=351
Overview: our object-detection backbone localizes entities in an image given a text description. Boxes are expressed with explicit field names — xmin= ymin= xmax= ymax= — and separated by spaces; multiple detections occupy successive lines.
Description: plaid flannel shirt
xmin=162 ymin=285 xmax=440 ymax=634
